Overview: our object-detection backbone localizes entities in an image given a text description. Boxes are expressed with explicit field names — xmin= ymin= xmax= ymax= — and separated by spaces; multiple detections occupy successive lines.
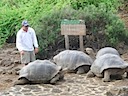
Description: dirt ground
xmin=0 ymin=43 xmax=22 ymax=92
xmin=0 ymin=43 xmax=128 ymax=93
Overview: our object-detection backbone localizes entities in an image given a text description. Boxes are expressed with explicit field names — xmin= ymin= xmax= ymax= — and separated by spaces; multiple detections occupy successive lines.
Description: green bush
xmin=105 ymin=13 xmax=127 ymax=46
xmin=36 ymin=3 xmax=127 ymax=58
xmin=79 ymin=4 xmax=127 ymax=46
xmin=70 ymin=0 xmax=120 ymax=11
xmin=0 ymin=0 xmax=69 ymax=47
xmin=0 ymin=8 xmax=22 ymax=47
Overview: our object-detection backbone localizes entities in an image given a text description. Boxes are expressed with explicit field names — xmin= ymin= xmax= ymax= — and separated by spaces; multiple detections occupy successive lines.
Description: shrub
xmin=105 ymin=13 xmax=127 ymax=46
xmin=70 ymin=0 xmax=120 ymax=11
xmin=36 ymin=4 xmax=127 ymax=58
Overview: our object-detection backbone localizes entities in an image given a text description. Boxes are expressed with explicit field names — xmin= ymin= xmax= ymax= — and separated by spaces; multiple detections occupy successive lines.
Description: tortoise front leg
xmin=86 ymin=70 xmax=95 ymax=77
xmin=125 ymin=67 xmax=128 ymax=78
xmin=59 ymin=71 xmax=64 ymax=80
xmin=14 ymin=77 xmax=30 ymax=86
xmin=102 ymin=70 xmax=111 ymax=82
xmin=50 ymin=74 xmax=60 ymax=84
xmin=76 ymin=66 xmax=85 ymax=74
xmin=125 ymin=72 xmax=128 ymax=78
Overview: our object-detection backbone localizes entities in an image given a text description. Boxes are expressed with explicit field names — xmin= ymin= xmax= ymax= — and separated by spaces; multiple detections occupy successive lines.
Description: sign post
xmin=61 ymin=19 xmax=86 ymax=51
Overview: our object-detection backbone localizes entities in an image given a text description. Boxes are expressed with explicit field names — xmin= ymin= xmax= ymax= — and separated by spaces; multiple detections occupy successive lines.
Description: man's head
xmin=22 ymin=20 xmax=29 ymax=32
xmin=22 ymin=20 xmax=29 ymax=27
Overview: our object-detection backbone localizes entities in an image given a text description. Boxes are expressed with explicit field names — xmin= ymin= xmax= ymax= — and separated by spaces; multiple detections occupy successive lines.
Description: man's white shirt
xmin=16 ymin=27 xmax=38 ymax=51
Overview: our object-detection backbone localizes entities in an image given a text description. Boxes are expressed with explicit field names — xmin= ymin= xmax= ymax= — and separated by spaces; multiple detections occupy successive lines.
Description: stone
xmin=106 ymin=86 xmax=128 ymax=96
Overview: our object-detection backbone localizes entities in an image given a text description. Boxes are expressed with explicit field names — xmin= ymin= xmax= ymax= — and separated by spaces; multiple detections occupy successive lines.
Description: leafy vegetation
xmin=70 ymin=0 xmax=120 ymax=11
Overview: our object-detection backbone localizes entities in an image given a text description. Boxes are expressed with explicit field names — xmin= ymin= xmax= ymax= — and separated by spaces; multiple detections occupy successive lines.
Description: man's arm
xmin=32 ymin=29 xmax=39 ymax=53
xmin=16 ymin=32 xmax=23 ymax=52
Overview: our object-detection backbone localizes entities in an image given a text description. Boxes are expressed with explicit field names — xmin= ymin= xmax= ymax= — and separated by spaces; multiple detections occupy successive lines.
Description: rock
xmin=106 ymin=86 xmax=128 ymax=96
xmin=11 ymin=51 xmax=19 ymax=55
xmin=5 ymin=79 xmax=12 ymax=83
xmin=1 ymin=59 xmax=13 ymax=67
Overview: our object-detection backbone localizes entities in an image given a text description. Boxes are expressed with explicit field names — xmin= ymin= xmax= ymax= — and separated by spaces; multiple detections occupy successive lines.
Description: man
xmin=16 ymin=20 xmax=39 ymax=65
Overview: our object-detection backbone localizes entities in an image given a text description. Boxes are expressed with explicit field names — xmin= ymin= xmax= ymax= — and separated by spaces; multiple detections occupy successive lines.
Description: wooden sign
xmin=61 ymin=20 xmax=86 ymax=35
xmin=61 ymin=19 xmax=86 ymax=51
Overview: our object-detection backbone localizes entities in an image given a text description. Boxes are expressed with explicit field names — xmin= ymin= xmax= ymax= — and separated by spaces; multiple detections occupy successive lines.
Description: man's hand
xmin=34 ymin=48 xmax=39 ymax=54
xmin=20 ymin=50 xmax=24 ymax=55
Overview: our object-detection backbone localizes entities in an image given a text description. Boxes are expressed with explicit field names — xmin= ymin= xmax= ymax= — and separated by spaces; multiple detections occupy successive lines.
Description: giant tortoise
xmin=53 ymin=50 xmax=93 ymax=74
xmin=14 ymin=60 xmax=64 ymax=85
xmin=96 ymin=47 xmax=120 ymax=59
xmin=87 ymin=53 xmax=128 ymax=82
